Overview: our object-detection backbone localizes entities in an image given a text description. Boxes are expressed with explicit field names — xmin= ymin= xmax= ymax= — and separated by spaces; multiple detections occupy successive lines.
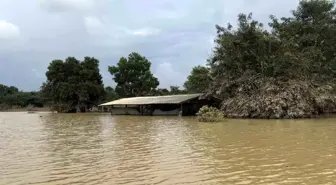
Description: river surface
xmin=1 ymin=112 xmax=336 ymax=185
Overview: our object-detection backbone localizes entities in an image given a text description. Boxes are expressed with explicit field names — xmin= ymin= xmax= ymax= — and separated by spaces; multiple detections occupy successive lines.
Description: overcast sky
xmin=0 ymin=0 xmax=299 ymax=91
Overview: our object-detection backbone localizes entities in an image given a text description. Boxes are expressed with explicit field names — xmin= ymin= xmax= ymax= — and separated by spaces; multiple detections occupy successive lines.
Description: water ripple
xmin=1 ymin=113 xmax=336 ymax=184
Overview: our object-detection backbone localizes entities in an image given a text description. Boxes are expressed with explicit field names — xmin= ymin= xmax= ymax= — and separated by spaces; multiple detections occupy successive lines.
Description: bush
xmin=197 ymin=105 xmax=224 ymax=122
xmin=206 ymin=0 xmax=336 ymax=119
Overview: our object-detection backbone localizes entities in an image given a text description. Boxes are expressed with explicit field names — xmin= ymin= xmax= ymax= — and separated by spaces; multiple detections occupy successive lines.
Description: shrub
xmin=206 ymin=0 xmax=336 ymax=119
xmin=197 ymin=105 xmax=224 ymax=122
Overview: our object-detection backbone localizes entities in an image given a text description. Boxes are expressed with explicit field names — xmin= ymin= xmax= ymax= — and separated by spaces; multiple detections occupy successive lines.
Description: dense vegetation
xmin=5 ymin=0 xmax=334 ymax=118
xmin=197 ymin=106 xmax=224 ymax=122
xmin=184 ymin=66 xmax=212 ymax=93
xmin=1 ymin=51 xmax=207 ymax=112
xmin=108 ymin=52 xmax=160 ymax=97
xmin=206 ymin=0 xmax=336 ymax=118
xmin=0 ymin=84 xmax=46 ymax=111
xmin=41 ymin=57 xmax=105 ymax=113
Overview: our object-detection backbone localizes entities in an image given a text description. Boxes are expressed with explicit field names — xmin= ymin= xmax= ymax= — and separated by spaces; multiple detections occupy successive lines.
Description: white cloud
xmin=0 ymin=0 xmax=300 ymax=91
xmin=39 ymin=0 xmax=95 ymax=12
xmin=31 ymin=69 xmax=41 ymax=78
xmin=154 ymin=62 xmax=184 ymax=88
xmin=208 ymin=35 xmax=216 ymax=53
xmin=83 ymin=16 xmax=106 ymax=35
xmin=121 ymin=27 xmax=161 ymax=37
xmin=83 ymin=16 xmax=160 ymax=38
xmin=130 ymin=28 xmax=160 ymax=36
xmin=0 ymin=20 xmax=20 ymax=39
xmin=157 ymin=10 xmax=185 ymax=19
xmin=83 ymin=16 xmax=126 ymax=40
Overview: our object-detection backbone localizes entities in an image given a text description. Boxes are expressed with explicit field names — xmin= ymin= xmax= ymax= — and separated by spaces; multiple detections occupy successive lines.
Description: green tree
xmin=169 ymin=86 xmax=180 ymax=95
xmin=42 ymin=56 xmax=104 ymax=112
xmin=0 ymin=85 xmax=19 ymax=97
xmin=0 ymin=84 xmax=46 ymax=110
xmin=108 ymin=52 xmax=159 ymax=97
xmin=269 ymin=0 xmax=336 ymax=81
xmin=207 ymin=0 xmax=336 ymax=118
xmin=78 ymin=57 xmax=105 ymax=109
xmin=169 ymin=86 xmax=187 ymax=95
xmin=184 ymin=65 xmax=212 ymax=93
xmin=208 ymin=13 xmax=278 ymax=82
xmin=151 ymin=88 xmax=170 ymax=96
xmin=104 ymin=86 xmax=118 ymax=101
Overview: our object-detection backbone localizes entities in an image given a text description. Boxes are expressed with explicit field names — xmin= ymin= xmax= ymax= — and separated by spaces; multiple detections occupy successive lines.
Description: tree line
xmin=208 ymin=0 xmax=336 ymax=118
xmin=0 ymin=84 xmax=45 ymax=110
xmin=0 ymin=53 xmax=211 ymax=112
xmin=41 ymin=53 xmax=211 ymax=113
xmin=4 ymin=0 xmax=332 ymax=118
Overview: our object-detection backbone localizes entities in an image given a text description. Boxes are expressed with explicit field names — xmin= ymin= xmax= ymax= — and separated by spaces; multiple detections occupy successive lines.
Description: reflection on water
xmin=1 ymin=112 xmax=336 ymax=184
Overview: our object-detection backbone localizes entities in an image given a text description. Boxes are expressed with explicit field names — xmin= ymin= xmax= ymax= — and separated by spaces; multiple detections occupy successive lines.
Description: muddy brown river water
xmin=1 ymin=112 xmax=336 ymax=184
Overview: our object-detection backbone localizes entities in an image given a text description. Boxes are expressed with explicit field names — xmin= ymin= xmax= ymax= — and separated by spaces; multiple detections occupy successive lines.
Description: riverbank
xmin=210 ymin=79 xmax=336 ymax=119
xmin=0 ymin=107 xmax=51 ymax=112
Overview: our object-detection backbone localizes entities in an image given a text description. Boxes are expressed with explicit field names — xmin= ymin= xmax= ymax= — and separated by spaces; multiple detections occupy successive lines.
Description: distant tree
xmin=42 ymin=56 xmax=104 ymax=112
xmin=104 ymin=86 xmax=118 ymax=101
xmin=0 ymin=84 xmax=46 ymax=110
xmin=78 ymin=57 xmax=105 ymax=108
xmin=151 ymin=88 xmax=170 ymax=96
xmin=169 ymin=86 xmax=187 ymax=95
xmin=184 ymin=65 xmax=212 ymax=93
xmin=158 ymin=88 xmax=170 ymax=95
xmin=108 ymin=52 xmax=159 ymax=97
xmin=0 ymin=85 xmax=19 ymax=96
xmin=169 ymin=86 xmax=180 ymax=94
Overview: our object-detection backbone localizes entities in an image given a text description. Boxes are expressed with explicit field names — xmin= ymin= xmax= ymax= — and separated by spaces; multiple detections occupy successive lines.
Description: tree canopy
xmin=9 ymin=0 xmax=336 ymax=118
xmin=168 ymin=86 xmax=187 ymax=95
xmin=184 ymin=66 xmax=212 ymax=93
xmin=103 ymin=86 xmax=119 ymax=102
xmin=209 ymin=0 xmax=336 ymax=84
xmin=207 ymin=0 xmax=336 ymax=118
xmin=42 ymin=56 xmax=104 ymax=112
xmin=108 ymin=52 xmax=159 ymax=98
xmin=0 ymin=84 xmax=45 ymax=110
